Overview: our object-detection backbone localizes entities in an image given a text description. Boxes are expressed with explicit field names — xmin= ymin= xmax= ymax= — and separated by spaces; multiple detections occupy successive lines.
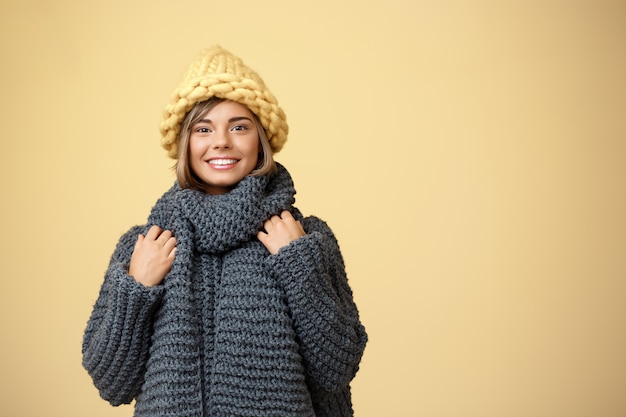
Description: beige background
xmin=1 ymin=0 xmax=625 ymax=416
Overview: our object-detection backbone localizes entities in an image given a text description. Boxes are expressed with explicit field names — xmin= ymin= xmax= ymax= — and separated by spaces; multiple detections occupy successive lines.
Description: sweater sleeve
xmin=267 ymin=216 xmax=368 ymax=394
xmin=82 ymin=226 xmax=165 ymax=406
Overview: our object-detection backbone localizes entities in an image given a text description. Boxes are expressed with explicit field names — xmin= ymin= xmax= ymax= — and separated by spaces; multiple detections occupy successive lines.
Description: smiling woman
xmin=176 ymin=97 xmax=278 ymax=193
xmin=187 ymin=100 xmax=260 ymax=195
xmin=81 ymin=45 xmax=368 ymax=417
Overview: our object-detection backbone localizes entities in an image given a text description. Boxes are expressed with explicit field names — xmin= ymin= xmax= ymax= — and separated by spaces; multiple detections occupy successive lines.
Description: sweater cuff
xmin=82 ymin=264 xmax=164 ymax=404
xmin=110 ymin=262 xmax=165 ymax=307
xmin=267 ymin=231 xmax=327 ymax=287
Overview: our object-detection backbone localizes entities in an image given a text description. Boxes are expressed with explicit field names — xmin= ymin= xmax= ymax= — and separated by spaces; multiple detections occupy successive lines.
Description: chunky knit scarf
xmin=140 ymin=163 xmax=307 ymax=415
xmin=83 ymin=164 xmax=366 ymax=417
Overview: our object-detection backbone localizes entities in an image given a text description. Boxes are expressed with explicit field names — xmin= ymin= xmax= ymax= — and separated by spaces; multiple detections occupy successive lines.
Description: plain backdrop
xmin=1 ymin=1 xmax=625 ymax=416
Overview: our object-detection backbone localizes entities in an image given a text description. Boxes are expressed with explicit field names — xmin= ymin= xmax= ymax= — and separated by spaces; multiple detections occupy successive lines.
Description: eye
xmin=231 ymin=125 xmax=247 ymax=132
xmin=195 ymin=127 xmax=211 ymax=133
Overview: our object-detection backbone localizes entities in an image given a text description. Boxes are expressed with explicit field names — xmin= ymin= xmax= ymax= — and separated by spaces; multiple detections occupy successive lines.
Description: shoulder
xmin=300 ymin=215 xmax=343 ymax=249
xmin=302 ymin=215 xmax=332 ymax=234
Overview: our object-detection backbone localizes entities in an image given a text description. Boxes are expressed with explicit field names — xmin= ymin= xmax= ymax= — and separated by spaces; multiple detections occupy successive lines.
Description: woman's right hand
xmin=129 ymin=225 xmax=177 ymax=287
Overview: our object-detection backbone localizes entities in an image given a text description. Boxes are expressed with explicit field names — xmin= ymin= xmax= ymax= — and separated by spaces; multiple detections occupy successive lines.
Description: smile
xmin=208 ymin=159 xmax=239 ymax=166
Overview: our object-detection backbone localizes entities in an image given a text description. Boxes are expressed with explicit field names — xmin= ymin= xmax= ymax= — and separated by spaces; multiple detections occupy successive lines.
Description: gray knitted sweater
xmin=82 ymin=164 xmax=367 ymax=417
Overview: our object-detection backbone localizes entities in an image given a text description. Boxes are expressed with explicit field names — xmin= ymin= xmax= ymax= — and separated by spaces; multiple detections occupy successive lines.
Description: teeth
xmin=209 ymin=159 xmax=238 ymax=165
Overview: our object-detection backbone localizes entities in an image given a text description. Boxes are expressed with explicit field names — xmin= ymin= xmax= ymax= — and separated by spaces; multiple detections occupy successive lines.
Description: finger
xmin=145 ymin=225 xmax=163 ymax=240
xmin=284 ymin=214 xmax=301 ymax=228
xmin=163 ymin=236 xmax=177 ymax=253
xmin=270 ymin=214 xmax=284 ymax=225
xmin=156 ymin=229 xmax=173 ymax=244
xmin=263 ymin=217 xmax=277 ymax=232
xmin=280 ymin=210 xmax=294 ymax=221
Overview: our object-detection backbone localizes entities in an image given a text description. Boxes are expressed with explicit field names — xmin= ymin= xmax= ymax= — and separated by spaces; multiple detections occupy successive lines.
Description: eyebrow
xmin=196 ymin=116 xmax=254 ymax=124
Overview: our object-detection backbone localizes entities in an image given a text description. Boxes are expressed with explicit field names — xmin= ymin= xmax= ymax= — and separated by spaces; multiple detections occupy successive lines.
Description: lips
xmin=208 ymin=158 xmax=239 ymax=166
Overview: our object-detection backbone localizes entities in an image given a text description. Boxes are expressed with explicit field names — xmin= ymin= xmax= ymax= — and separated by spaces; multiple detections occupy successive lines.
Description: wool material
xmin=82 ymin=164 xmax=367 ymax=417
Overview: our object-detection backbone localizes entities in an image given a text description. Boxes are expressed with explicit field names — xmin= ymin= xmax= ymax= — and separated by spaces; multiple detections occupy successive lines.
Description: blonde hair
xmin=175 ymin=98 xmax=277 ymax=191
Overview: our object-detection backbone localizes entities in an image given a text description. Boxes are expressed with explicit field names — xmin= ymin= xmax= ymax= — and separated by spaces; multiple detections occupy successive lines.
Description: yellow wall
xmin=1 ymin=1 xmax=625 ymax=416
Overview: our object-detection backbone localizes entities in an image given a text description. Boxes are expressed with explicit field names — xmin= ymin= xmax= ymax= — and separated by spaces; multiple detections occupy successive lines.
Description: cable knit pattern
xmin=82 ymin=164 xmax=367 ymax=417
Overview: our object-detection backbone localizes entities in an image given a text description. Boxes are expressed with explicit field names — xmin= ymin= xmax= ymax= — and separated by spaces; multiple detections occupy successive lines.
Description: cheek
xmin=188 ymin=138 xmax=203 ymax=159
xmin=190 ymin=138 xmax=211 ymax=162
xmin=188 ymin=138 xmax=206 ymax=172
xmin=236 ymin=136 xmax=260 ymax=160
xmin=250 ymin=142 xmax=261 ymax=166
xmin=252 ymin=140 xmax=261 ymax=158
xmin=250 ymin=136 xmax=261 ymax=155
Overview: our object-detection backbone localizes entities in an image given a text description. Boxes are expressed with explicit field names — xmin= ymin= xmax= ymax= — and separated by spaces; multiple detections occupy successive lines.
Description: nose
xmin=211 ymin=129 xmax=232 ymax=149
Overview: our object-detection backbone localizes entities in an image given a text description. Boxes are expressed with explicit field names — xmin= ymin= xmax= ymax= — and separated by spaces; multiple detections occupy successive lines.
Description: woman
xmin=82 ymin=45 xmax=367 ymax=417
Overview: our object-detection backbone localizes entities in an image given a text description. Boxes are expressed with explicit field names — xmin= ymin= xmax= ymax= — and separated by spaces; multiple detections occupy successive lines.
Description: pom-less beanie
xmin=160 ymin=45 xmax=288 ymax=159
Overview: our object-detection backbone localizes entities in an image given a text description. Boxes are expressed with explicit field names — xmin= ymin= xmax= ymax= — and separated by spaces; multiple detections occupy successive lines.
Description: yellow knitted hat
xmin=160 ymin=45 xmax=288 ymax=159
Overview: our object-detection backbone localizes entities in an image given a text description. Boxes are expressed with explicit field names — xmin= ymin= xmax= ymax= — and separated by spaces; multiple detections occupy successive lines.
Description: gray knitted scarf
xmin=135 ymin=163 xmax=316 ymax=416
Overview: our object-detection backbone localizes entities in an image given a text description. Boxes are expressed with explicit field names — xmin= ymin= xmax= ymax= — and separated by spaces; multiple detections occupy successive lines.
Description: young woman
xmin=82 ymin=45 xmax=367 ymax=417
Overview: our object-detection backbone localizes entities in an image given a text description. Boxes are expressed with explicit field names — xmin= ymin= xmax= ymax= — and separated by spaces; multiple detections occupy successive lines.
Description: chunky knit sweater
xmin=82 ymin=164 xmax=367 ymax=417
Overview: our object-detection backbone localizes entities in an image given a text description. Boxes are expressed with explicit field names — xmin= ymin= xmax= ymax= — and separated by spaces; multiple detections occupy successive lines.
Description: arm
xmin=82 ymin=226 xmax=165 ymax=405
xmin=265 ymin=216 xmax=368 ymax=393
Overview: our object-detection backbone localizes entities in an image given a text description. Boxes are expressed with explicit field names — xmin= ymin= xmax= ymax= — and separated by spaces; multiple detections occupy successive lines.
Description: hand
xmin=129 ymin=225 xmax=177 ymax=287
xmin=257 ymin=210 xmax=306 ymax=255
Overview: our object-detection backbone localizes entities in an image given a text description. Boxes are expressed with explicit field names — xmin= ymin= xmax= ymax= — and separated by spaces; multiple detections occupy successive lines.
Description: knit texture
xmin=160 ymin=45 xmax=288 ymax=159
xmin=82 ymin=164 xmax=367 ymax=417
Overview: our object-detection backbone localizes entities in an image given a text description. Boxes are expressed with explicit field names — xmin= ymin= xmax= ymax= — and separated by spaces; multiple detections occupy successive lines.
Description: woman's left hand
xmin=257 ymin=210 xmax=306 ymax=255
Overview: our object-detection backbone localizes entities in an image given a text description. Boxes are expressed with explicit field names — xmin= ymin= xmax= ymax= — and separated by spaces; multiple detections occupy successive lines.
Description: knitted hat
xmin=160 ymin=45 xmax=288 ymax=159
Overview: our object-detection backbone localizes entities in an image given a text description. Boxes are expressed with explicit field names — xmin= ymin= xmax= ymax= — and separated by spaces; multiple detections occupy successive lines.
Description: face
xmin=188 ymin=101 xmax=260 ymax=194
